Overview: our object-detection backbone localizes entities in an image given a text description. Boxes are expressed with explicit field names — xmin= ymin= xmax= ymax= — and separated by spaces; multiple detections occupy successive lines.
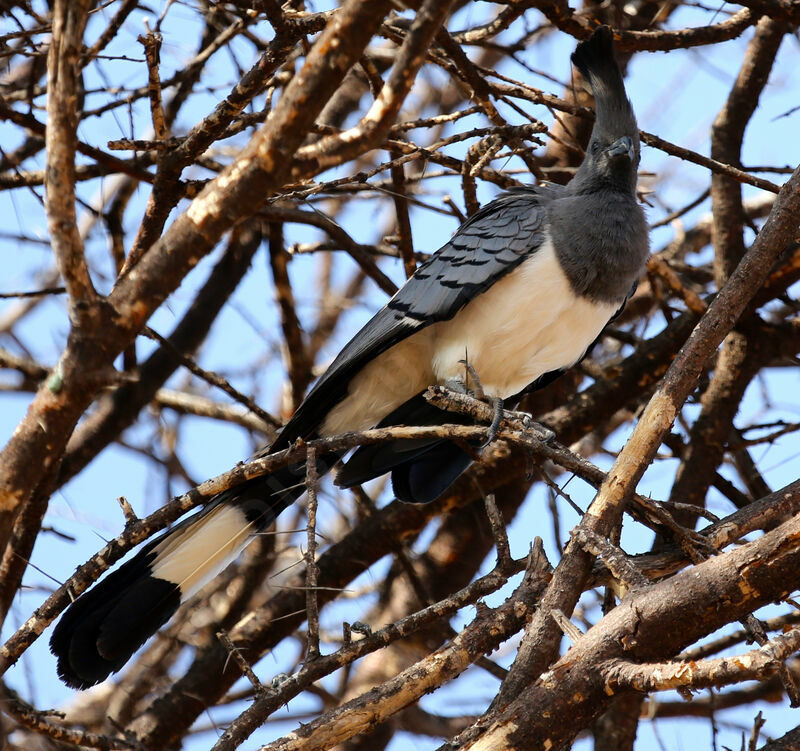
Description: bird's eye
xmin=590 ymin=140 xmax=601 ymax=153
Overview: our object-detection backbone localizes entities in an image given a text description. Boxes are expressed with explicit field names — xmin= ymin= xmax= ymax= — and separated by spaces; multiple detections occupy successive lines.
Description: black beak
xmin=607 ymin=135 xmax=635 ymax=161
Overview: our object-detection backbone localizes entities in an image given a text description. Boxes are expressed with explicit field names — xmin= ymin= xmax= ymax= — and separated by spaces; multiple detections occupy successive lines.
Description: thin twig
xmin=138 ymin=32 xmax=168 ymax=140
xmin=141 ymin=326 xmax=280 ymax=429
xmin=305 ymin=446 xmax=321 ymax=662
xmin=483 ymin=493 xmax=513 ymax=573
xmin=218 ymin=630 xmax=266 ymax=696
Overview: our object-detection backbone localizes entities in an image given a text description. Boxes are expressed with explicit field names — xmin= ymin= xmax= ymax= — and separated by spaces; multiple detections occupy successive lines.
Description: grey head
xmin=547 ymin=27 xmax=649 ymax=304
xmin=568 ymin=26 xmax=640 ymax=196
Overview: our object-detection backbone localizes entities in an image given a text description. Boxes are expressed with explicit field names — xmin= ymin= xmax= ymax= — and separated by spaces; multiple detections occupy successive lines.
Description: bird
xmin=50 ymin=25 xmax=649 ymax=690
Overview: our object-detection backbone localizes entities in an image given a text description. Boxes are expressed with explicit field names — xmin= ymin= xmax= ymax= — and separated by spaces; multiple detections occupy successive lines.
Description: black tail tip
xmin=50 ymin=573 xmax=181 ymax=690
xmin=50 ymin=613 xmax=121 ymax=690
xmin=571 ymin=25 xmax=616 ymax=80
xmin=52 ymin=648 xmax=105 ymax=691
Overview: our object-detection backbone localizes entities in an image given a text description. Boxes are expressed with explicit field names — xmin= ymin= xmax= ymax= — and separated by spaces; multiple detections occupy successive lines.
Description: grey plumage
xmin=552 ymin=27 xmax=648 ymax=302
xmin=550 ymin=189 xmax=648 ymax=303
xmin=50 ymin=26 xmax=649 ymax=691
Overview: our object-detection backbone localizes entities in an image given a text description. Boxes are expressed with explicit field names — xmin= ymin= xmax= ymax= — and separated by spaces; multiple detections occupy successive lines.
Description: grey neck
xmin=547 ymin=187 xmax=649 ymax=304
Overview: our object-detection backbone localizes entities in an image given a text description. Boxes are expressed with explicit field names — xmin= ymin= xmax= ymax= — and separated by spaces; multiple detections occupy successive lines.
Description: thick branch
xmin=45 ymin=0 xmax=95 ymax=307
xmin=292 ymin=0 xmax=455 ymax=176
xmin=457 ymin=511 xmax=800 ymax=749
xmin=261 ymin=552 xmax=550 ymax=751
xmin=494 ymin=162 xmax=800 ymax=707
xmin=711 ymin=16 xmax=787 ymax=283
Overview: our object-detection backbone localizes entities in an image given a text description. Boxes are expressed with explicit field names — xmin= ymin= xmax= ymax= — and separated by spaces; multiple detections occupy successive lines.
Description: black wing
xmin=279 ymin=185 xmax=557 ymax=446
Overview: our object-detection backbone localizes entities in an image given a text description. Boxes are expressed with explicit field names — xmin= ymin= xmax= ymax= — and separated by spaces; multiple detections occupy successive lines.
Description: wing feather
xmin=279 ymin=186 xmax=558 ymax=445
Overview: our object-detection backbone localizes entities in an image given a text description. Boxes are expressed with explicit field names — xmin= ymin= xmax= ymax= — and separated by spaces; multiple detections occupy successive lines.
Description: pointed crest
xmin=571 ymin=26 xmax=638 ymax=142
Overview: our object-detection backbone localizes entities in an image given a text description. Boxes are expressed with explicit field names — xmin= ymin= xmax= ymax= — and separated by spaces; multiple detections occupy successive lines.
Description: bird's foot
xmin=456 ymin=359 xmax=487 ymax=400
xmin=444 ymin=377 xmax=472 ymax=396
xmin=484 ymin=406 xmax=555 ymax=447
xmin=446 ymin=368 xmax=503 ymax=447
xmin=509 ymin=411 xmax=554 ymax=443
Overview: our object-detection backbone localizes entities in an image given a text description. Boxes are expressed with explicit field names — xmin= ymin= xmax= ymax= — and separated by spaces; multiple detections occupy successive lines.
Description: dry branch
xmin=1 ymin=4 xmax=799 ymax=749
xmin=455 ymin=510 xmax=800 ymax=749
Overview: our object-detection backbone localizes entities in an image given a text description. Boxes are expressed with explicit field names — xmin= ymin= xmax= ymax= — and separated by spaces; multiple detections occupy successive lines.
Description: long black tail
xmin=50 ymin=454 xmax=336 ymax=690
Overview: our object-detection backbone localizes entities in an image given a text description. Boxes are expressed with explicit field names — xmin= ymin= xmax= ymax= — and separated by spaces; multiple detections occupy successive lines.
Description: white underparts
xmin=151 ymin=504 xmax=254 ymax=600
xmin=321 ymin=237 xmax=620 ymax=436
xmin=146 ymin=239 xmax=619 ymax=597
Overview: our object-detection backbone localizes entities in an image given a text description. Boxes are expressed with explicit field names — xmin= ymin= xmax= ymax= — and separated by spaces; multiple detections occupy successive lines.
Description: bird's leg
xmin=457 ymin=358 xmax=486 ymax=400
xmin=443 ymin=378 xmax=472 ymax=396
xmin=483 ymin=395 xmax=505 ymax=448
xmin=453 ymin=359 xmax=505 ymax=447
xmin=444 ymin=362 xmax=555 ymax=446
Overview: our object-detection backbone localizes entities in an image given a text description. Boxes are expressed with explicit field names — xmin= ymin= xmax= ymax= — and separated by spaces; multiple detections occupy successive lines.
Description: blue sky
xmin=1 ymin=2 xmax=800 ymax=749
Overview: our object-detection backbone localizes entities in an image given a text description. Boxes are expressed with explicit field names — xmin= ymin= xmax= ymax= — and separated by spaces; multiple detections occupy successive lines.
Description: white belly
xmin=429 ymin=239 xmax=619 ymax=395
xmin=321 ymin=238 xmax=619 ymax=436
